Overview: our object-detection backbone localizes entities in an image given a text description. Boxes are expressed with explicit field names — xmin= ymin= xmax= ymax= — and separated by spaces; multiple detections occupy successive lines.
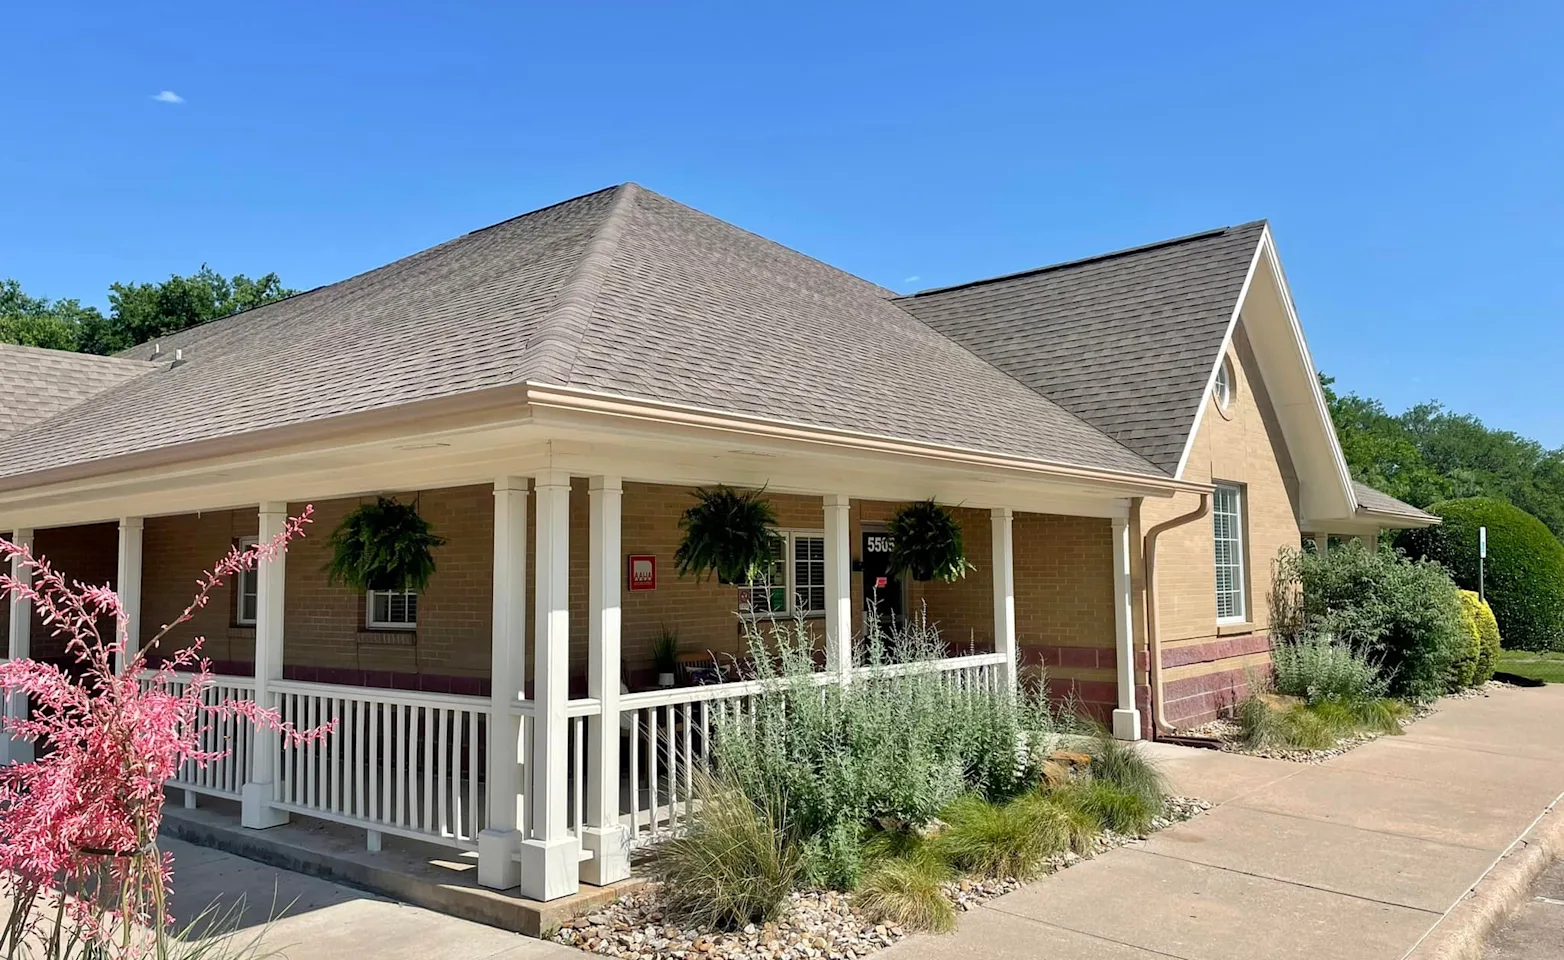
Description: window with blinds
xmin=743 ymin=531 xmax=826 ymax=618
xmin=1213 ymin=483 xmax=1246 ymax=622
xmin=368 ymin=587 xmax=419 ymax=630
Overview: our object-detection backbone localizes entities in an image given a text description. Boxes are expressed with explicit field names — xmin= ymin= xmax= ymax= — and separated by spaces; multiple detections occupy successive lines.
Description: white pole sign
xmin=1480 ymin=526 xmax=1487 ymax=559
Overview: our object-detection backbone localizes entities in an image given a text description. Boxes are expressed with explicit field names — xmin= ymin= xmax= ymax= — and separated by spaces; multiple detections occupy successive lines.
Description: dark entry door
xmin=860 ymin=529 xmax=903 ymax=633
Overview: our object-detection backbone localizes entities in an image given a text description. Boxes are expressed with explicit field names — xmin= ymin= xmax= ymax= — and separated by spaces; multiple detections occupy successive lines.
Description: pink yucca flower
xmin=0 ymin=506 xmax=332 ymax=957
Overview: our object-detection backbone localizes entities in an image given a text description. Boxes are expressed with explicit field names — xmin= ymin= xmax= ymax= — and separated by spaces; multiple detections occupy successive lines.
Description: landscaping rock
xmin=554 ymin=795 xmax=1213 ymax=959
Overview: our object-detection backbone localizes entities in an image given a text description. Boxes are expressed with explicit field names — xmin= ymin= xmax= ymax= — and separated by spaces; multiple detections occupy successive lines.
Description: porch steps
xmin=159 ymin=799 xmax=642 ymax=938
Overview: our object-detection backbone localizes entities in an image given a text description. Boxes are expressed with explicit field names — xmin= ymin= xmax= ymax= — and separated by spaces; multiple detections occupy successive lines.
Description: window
xmin=368 ymin=588 xmax=419 ymax=630
xmin=742 ymin=531 xmax=826 ymax=617
xmin=1213 ymin=484 xmax=1247 ymax=622
xmin=235 ymin=537 xmax=259 ymax=626
xmin=1213 ymin=355 xmax=1235 ymax=412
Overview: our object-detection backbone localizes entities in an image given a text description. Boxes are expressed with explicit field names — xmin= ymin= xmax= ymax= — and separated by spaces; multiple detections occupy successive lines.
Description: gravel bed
xmin=1187 ymin=680 xmax=1515 ymax=763
xmin=553 ymin=795 xmax=1211 ymax=959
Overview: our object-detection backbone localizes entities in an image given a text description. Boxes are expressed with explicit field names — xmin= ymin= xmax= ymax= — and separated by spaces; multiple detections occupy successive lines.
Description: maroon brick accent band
xmin=1159 ymin=633 xmax=1272 ymax=669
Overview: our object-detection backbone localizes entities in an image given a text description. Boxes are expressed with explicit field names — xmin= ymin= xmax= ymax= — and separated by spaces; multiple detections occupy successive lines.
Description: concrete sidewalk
xmin=883 ymin=685 xmax=1564 ymax=960
xmin=161 ymin=837 xmax=577 ymax=960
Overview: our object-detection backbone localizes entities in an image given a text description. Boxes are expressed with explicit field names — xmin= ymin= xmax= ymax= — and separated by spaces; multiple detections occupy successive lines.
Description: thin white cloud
xmin=152 ymin=90 xmax=185 ymax=104
xmin=904 ymin=275 xmax=920 ymax=283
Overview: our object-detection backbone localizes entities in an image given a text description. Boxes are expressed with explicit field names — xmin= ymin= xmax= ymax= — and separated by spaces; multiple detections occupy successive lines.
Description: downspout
xmin=1143 ymin=493 xmax=1211 ymax=737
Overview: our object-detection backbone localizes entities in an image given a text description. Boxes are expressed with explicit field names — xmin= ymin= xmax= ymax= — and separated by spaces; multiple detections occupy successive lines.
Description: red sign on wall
xmin=628 ymin=555 xmax=657 ymax=591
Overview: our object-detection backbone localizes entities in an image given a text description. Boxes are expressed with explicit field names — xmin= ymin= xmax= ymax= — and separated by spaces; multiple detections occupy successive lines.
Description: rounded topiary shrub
xmin=1457 ymin=590 xmax=1502 ymax=685
xmin=1398 ymin=499 xmax=1564 ymax=652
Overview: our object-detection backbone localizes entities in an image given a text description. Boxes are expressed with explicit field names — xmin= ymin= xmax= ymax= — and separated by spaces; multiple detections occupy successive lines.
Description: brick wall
xmin=1136 ymin=322 xmax=1303 ymax=728
xmin=1011 ymin=514 xmax=1118 ymax=723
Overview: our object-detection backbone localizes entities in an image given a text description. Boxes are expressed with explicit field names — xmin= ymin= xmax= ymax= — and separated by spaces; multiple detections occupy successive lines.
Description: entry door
xmin=860 ymin=529 xmax=904 ymax=634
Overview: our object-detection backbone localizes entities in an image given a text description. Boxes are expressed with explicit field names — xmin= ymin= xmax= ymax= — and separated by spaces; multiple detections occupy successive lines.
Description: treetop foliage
xmin=0 ymin=268 xmax=296 ymax=356
xmin=1322 ymin=374 xmax=1564 ymax=543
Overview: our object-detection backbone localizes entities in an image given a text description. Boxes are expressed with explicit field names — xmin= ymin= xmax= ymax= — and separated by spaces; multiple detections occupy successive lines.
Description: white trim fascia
xmin=523 ymin=383 xmax=1208 ymax=499
xmin=1173 ymin=238 xmax=1266 ymax=480
xmin=1256 ymin=226 xmax=1359 ymax=513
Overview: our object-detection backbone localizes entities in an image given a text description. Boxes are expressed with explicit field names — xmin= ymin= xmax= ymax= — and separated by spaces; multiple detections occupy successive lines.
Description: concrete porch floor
xmin=882 ymin=684 xmax=1564 ymax=960
xmin=160 ymin=795 xmax=641 ymax=938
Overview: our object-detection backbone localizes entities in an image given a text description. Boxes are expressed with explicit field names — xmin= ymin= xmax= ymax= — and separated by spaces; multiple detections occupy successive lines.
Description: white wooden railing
xmin=140 ymin=652 xmax=1006 ymax=863
xmin=141 ymin=671 xmax=256 ymax=800
xmin=270 ymin=680 xmax=488 ymax=850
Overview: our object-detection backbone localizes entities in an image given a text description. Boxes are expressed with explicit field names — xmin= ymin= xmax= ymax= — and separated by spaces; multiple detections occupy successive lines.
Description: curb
xmin=1404 ymin=797 xmax=1564 ymax=960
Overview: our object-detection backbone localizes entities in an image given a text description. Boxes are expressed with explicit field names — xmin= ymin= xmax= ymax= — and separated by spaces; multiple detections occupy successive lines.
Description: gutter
xmin=1143 ymin=492 xmax=1211 ymax=737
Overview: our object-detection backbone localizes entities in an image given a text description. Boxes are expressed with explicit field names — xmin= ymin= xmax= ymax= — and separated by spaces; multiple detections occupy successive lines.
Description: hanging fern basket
xmin=325 ymin=496 xmax=448 ymax=591
xmin=888 ymin=499 xmax=975 ymax=582
xmin=674 ymin=486 xmax=781 ymax=584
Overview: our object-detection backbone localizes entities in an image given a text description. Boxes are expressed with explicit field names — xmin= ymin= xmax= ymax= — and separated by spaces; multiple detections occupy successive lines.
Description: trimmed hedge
xmin=1458 ymin=590 xmax=1502 ymax=684
xmin=1399 ymin=499 xmax=1564 ymax=652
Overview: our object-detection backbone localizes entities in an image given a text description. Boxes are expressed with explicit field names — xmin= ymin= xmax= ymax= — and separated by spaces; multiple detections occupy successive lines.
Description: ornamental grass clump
xmin=1270 ymin=634 xmax=1387 ymax=706
xmin=0 ymin=510 xmax=332 ymax=959
xmin=646 ymin=770 xmax=802 ymax=931
xmin=855 ymin=858 xmax=956 ymax=933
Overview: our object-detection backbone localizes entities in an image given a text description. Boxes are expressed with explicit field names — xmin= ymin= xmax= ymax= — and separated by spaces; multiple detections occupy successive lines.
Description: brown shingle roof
xmin=895 ymin=222 xmax=1267 ymax=475
xmin=0 ymin=344 xmax=158 ymax=437
xmin=1353 ymin=481 xmax=1438 ymax=523
xmin=0 ymin=184 xmax=1157 ymax=483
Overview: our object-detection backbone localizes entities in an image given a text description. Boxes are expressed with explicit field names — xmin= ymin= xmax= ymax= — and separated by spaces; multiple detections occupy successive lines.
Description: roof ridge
xmin=898 ymin=220 xmax=1268 ymax=299
xmin=518 ymin=183 xmax=639 ymax=385
xmin=0 ymin=341 xmax=160 ymax=369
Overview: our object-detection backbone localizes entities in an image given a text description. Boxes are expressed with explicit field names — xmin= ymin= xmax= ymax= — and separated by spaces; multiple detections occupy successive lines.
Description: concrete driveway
xmin=882 ymin=686 xmax=1564 ymax=960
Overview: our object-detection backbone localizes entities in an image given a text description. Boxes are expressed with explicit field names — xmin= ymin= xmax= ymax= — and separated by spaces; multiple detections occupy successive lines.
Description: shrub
xmin=1270 ymin=543 xmax=1466 ymax=700
xmin=856 ymin=859 xmax=956 ymax=933
xmin=647 ymin=770 xmax=802 ymax=930
xmin=1270 ymin=634 xmax=1387 ymax=705
xmin=1458 ymin=591 xmax=1502 ymax=684
xmin=1399 ymin=498 xmax=1564 ymax=652
xmin=712 ymin=614 xmax=1058 ymax=889
xmin=1082 ymin=735 xmax=1167 ymax=814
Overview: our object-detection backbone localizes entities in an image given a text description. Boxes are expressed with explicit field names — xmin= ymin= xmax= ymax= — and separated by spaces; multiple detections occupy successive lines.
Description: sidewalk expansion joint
xmin=1133 ymin=848 xmax=1444 ymax=916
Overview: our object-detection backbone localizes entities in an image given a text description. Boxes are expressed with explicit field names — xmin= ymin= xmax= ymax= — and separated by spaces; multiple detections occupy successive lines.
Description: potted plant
xmin=674 ymin=486 xmax=781 ymax=584
xmin=325 ymin=496 xmax=447 ymax=591
xmin=652 ymin=626 xmax=680 ymax=688
xmin=888 ymin=499 xmax=975 ymax=582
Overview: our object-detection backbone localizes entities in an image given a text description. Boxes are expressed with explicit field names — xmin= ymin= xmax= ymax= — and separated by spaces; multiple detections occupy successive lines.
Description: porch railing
xmin=270 ymin=680 xmax=489 ymax=850
xmin=145 ymin=653 xmax=1009 ymax=867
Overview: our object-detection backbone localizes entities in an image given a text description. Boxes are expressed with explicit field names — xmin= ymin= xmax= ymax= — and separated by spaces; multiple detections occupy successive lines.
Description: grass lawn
xmin=1497 ymin=649 xmax=1564 ymax=684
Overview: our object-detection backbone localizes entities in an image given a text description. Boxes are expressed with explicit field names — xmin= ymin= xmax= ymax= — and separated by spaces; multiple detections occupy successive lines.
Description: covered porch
xmin=0 ymin=388 xmax=1196 ymax=902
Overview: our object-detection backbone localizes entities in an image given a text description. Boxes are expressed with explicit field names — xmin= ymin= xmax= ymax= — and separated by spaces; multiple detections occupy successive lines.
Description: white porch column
xmin=824 ymin=495 xmax=853 ymax=676
xmin=479 ymin=478 xmax=528 ymax=889
xmin=115 ymin=518 xmax=144 ymax=674
xmin=2 ymin=528 xmax=35 ymax=765
xmin=581 ymin=476 xmax=629 ymax=885
xmin=518 ymin=470 xmax=580 ymax=900
xmin=241 ymin=503 xmax=290 ymax=828
xmin=990 ymin=508 xmax=1017 ymax=692
xmin=1110 ymin=514 xmax=1142 ymax=741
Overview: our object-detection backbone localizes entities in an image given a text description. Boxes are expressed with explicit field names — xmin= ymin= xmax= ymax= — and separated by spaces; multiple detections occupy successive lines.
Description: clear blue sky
xmin=4 ymin=2 xmax=1561 ymax=445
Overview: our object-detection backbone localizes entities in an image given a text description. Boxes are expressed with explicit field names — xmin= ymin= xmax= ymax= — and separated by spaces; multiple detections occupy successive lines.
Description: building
xmin=0 ymin=184 xmax=1435 ymax=900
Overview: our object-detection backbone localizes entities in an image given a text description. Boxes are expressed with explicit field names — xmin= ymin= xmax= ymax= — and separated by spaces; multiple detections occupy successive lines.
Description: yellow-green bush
xmin=1458 ymin=590 xmax=1502 ymax=684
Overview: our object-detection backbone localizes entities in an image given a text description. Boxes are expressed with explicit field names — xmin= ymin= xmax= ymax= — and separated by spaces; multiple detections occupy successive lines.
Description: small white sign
xmin=1480 ymin=526 xmax=1487 ymax=559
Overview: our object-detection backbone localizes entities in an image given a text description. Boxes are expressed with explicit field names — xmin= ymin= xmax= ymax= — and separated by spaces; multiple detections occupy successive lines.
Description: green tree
xmin=0 ymin=279 xmax=105 ymax=352
xmin=102 ymin=266 xmax=296 ymax=353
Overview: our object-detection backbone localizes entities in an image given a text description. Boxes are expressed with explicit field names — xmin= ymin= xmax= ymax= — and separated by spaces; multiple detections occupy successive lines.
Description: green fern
xmin=674 ymin=486 xmax=781 ymax=583
xmin=888 ymin=500 xmax=974 ymax=582
xmin=324 ymin=496 xmax=446 ymax=591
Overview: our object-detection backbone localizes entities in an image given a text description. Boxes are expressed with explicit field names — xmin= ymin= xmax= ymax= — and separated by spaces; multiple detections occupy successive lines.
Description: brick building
xmin=0 ymin=184 xmax=1435 ymax=900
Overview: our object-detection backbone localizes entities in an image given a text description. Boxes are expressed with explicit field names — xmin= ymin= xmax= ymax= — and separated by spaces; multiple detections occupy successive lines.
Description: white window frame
xmin=235 ymin=536 xmax=259 ymax=626
xmin=367 ymin=586 xmax=419 ymax=631
xmin=1213 ymin=483 xmax=1247 ymax=623
xmin=742 ymin=529 xmax=827 ymax=619
xmin=1213 ymin=355 xmax=1235 ymax=412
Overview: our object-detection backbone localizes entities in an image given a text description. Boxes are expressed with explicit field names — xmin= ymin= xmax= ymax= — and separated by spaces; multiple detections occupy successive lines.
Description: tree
xmin=102 ymin=266 xmax=296 ymax=353
xmin=0 ymin=279 xmax=104 ymax=352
